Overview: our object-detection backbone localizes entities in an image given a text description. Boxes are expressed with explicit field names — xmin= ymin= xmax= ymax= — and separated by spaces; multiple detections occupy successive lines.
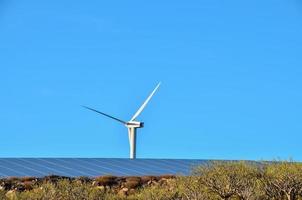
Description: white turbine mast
xmin=83 ymin=82 xmax=161 ymax=159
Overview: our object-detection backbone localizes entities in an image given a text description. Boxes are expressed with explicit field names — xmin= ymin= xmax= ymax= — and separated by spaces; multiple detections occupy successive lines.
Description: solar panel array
xmin=0 ymin=158 xmax=207 ymax=178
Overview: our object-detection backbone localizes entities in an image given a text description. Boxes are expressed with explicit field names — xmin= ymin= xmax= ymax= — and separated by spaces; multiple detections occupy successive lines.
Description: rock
xmin=118 ymin=187 xmax=129 ymax=196
xmin=97 ymin=186 xmax=104 ymax=190
xmin=129 ymin=188 xmax=136 ymax=195
xmin=75 ymin=176 xmax=92 ymax=184
xmin=92 ymin=180 xmax=98 ymax=186
xmin=158 ymin=178 xmax=168 ymax=186
xmin=23 ymin=181 xmax=34 ymax=191
xmin=6 ymin=190 xmax=17 ymax=199
xmin=141 ymin=176 xmax=157 ymax=184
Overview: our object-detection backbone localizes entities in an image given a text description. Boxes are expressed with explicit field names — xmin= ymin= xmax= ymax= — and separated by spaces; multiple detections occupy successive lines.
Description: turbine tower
xmin=83 ymin=82 xmax=161 ymax=159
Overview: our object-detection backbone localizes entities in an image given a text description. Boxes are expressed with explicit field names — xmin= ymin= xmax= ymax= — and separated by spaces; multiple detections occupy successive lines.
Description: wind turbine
xmin=83 ymin=82 xmax=161 ymax=159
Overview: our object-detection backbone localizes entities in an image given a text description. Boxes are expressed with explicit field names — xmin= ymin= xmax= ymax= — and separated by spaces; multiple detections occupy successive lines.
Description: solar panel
xmin=0 ymin=158 xmax=207 ymax=177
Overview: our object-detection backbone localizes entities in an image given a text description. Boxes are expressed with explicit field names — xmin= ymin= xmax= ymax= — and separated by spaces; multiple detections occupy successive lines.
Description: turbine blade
xmin=130 ymin=82 xmax=161 ymax=121
xmin=82 ymin=106 xmax=126 ymax=124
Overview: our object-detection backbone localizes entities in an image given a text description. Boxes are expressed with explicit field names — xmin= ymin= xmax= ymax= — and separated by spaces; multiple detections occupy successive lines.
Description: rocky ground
xmin=0 ymin=174 xmax=176 ymax=197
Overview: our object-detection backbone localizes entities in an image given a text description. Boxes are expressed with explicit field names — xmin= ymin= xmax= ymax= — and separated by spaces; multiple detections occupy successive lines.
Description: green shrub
xmin=193 ymin=161 xmax=261 ymax=200
xmin=260 ymin=161 xmax=302 ymax=200
xmin=0 ymin=190 xmax=6 ymax=200
xmin=131 ymin=182 xmax=179 ymax=200
xmin=176 ymin=176 xmax=217 ymax=200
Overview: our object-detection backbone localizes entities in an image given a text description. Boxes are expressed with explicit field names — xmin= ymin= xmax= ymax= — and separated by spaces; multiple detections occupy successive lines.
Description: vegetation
xmin=1 ymin=161 xmax=302 ymax=200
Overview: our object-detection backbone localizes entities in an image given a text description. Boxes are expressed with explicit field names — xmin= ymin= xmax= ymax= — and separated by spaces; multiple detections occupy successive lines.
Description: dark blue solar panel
xmin=0 ymin=158 xmax=207 ymax=177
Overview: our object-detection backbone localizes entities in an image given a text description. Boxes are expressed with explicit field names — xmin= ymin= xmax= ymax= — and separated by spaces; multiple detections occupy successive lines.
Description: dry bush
xmin=7 ymin=177 xmax=20 ymax=182
xmin=43 ymin=175 xmax=72 ymax=184
xmin=124 ymin=177 xmax=142 ymax=189
xmin=22 ymin=181 xmax=34 ymax=191
xmin=159 ymin=175 xmax=175 ymax=179
xmin=75 ymin=176 xmax=92 ymax=184
xmin=1 ymin=177 xmax=31 ymax=192
xmin=140 ymin=176 xmax=157 ymax=184
xmin=131 ymin=181 xmax=179 ymax=200
xmin=0 ymin=180 xmax=13 ymax=191
xmin=20 ymin=177 xmax=37 ymax=182
xmin=94 ymin=175 xmax=118 ymax=187
xmin=16 ymin=180 xmax=108 ymax=200
xmin=2 ymin=177 xmax=20 ymax=190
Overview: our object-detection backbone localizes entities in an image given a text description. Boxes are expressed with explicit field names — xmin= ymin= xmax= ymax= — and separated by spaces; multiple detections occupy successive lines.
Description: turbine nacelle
xmin=126 ymin=121 xmax=144 ymax=128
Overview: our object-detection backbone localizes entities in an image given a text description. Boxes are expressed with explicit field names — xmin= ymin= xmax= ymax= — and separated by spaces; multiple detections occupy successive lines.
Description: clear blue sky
xmin=1 ymin=0 xmax=302 ymax=160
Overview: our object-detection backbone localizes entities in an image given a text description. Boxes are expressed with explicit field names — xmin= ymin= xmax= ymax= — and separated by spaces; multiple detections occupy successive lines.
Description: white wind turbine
xmin=83 ymin=82 xmax=161 ymax=159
